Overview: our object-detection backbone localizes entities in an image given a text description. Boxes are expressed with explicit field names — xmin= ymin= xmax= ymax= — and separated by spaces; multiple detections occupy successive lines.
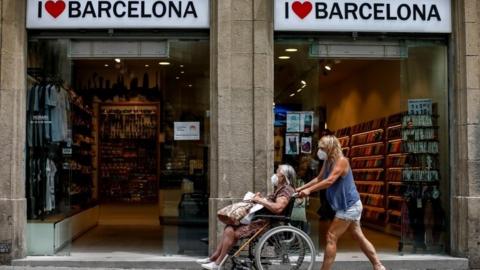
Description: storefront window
xmin=274 ymin=37 xmax=449 ymax=254
xmin=26 ymin=37 xmax=209 ymax=256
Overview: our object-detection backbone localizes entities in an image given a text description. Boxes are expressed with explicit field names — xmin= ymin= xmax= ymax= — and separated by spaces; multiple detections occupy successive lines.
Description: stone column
xmin=209 ymin=0 xmax=274 ymax=250
xmin=0 ymin=0 xmax=28 ymax=264
xmin=451 ymin=0 xmax=480 ymax=268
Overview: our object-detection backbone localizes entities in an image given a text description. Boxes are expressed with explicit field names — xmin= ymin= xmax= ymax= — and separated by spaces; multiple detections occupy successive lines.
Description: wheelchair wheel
xmin=255 ymin=225 xmax=316 ymax=270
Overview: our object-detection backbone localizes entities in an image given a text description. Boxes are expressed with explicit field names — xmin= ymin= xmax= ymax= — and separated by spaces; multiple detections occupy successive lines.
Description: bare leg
xmin=214 ymin=226 xmax=237 ymax=265
xmin=209 ymin=226 xmax=230 ymax=261
xmin=321 ymin=218 xmax=352 ymax=270
xmin=349 ymin=222 xmax=385 ymax=270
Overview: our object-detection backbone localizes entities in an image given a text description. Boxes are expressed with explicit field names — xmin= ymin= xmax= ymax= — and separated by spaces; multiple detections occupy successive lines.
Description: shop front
xmin=273 ymin=0 xmax=451 ymax=255
xmin=24 ymin=0 xmax=211 ymax=258
xmin=0 ymin=0 xmax=478 ymax=269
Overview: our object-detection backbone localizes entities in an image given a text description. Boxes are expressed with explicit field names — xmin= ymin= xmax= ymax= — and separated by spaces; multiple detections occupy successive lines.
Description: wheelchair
xmin=218 ymin=195 xmax=316 ymax=270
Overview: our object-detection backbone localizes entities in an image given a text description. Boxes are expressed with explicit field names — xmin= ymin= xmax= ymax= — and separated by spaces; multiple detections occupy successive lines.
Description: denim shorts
xmin=335 ymin=200 xmax=363 ymax=222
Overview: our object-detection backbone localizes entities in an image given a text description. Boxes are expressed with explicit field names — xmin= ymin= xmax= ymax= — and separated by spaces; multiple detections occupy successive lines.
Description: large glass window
xmin=26 ymin=37 xmax=210 ymax=256
xmin=274 ymin=37 xmax=449 ymax=254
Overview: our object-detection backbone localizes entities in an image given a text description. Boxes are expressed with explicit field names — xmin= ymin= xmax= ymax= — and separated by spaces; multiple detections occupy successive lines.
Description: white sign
xmin=27 ymin=0 xmax=209 ymax=29
xmin=275 ymin=0 xmax=452 ymax=33
xmin=408 ymin=99 xmax=432 ymax=115
xmin=174 ymin=122 xmax=200 ymax=141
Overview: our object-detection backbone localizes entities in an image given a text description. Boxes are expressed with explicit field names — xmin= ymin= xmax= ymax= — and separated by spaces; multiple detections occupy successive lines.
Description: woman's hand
xmin=298 ymin=189 xmax=311 ymax=198
xmin=252 ymin=192 xmax=263 ymax=204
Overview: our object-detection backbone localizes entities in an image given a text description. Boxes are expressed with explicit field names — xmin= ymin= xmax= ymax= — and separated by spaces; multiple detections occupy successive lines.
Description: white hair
xmin=278 ymin=164 xmax=296 ymax=186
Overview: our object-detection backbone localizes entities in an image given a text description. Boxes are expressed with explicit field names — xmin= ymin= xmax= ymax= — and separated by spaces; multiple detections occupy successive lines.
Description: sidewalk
xmin=6 ymin=252 xmax=469 ymax=270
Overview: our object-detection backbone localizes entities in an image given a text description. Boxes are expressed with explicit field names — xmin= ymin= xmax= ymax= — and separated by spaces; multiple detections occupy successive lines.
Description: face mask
xmin=317 ymin=149 xmax=327 ymax=160
xmin=271 ymin=174 xmax=279 ymax=186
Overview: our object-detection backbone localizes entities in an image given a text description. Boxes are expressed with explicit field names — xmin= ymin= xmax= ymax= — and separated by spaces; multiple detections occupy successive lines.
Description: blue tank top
xmin=324 ymin=161 xmax=360 ymax=211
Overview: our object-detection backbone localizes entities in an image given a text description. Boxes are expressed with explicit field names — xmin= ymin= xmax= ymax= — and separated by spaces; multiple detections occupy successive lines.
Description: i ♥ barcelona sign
xmin=275 ymin=0 xmax=451 ymax=33
xmin=27 ymin=0 xmax=209 ymax=29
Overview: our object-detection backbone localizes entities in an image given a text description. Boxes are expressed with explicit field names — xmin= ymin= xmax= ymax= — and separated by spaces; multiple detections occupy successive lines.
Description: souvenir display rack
xmin=99 ymin=103 xmax=160 ymax=203
xmin=399 ymin=110 xmax=443 ymax=253
xmin=70 ymin=93 xmax=96 ymax=209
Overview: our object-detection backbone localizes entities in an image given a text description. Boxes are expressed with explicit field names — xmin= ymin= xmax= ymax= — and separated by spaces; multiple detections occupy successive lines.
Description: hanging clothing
xmin=45 ymin=158 xmax=57 ymax=212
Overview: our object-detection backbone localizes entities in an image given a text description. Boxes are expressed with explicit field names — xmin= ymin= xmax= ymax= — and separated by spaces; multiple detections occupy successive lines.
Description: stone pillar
xmin=209 ymin=0 xmax=274 ymax=250
xmin=0 ymin=0 xmax=27 ymax=264
xmin=451 ymin=0 xmax=480 ymax=268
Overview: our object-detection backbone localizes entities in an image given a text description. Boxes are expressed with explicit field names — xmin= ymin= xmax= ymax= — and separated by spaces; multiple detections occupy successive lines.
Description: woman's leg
xmin=321 ymin=218 xmax=351 ymax=270
xmin=214 ymin=226 xmax=238 ymax=265
xmin=348 ymin=222 xmax=385 ymax=270
xmin=209 ymin=226 xmax=231 ymax=261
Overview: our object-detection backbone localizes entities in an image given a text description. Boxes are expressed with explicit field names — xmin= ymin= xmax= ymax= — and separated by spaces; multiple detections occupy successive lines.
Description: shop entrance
xmin=274 ymin=39 xmax=449 ymax=254
xmin=26 ymin=37 xmax=210 ymax=257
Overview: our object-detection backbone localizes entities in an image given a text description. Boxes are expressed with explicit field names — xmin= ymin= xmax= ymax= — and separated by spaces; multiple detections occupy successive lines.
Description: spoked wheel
xmin=255 ymin=225 xmax=316 ymax=270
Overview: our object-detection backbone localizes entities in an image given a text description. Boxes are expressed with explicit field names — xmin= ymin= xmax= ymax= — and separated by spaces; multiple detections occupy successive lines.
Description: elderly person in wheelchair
xmin=197 ymin=164 xmax=304 ymax=270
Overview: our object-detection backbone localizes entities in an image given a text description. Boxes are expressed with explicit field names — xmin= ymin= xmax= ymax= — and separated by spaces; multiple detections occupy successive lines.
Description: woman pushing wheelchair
xmin=297 ymin=135 xmax=386 ymax=270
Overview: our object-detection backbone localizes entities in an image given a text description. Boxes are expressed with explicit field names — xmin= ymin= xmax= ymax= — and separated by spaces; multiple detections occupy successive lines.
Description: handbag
xmin=291 ymin=198 xmax=307 ymax=222
xmin=217 ymin=201 xmax=254 ymax=226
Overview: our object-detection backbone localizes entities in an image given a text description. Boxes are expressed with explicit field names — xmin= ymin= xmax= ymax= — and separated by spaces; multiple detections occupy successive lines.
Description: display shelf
xmin=350 ymin=141 xmax=384 ymax=148
xmin=351 ymin=155 xmax=384 ymax=160
xmin=99 ymin=103 xmax=160 ymax=203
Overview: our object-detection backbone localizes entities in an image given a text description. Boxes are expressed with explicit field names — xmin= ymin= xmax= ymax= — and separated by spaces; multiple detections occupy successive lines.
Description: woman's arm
xmin=252 ymin=195 xmax=289 ymax=215
xmin=299 ymin=158 xmax=348 ymax=197
xmin=296 ymin=162 xmax=326 ymax=192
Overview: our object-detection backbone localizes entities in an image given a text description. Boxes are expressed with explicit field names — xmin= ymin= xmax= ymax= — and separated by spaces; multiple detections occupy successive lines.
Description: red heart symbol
xmin=292 ymin=1 xmax=312 ymax=19
xmin=45 ymin=0 xmax=66 ymax=19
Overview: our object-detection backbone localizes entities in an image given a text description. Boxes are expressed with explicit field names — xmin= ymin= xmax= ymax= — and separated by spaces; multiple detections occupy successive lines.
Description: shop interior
xmin=273 ymin=40 xmax=449 ymax=254
xmin=26 ymin=38 xmax=210 ymax=256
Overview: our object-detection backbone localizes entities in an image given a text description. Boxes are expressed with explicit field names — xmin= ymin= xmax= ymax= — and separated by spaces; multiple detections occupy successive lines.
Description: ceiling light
xmin=114 ymin=58 xmax=121 ymax=63
xmin=159 ymin=62 xmax=171 ymax=66
xmin=290 ymin=93 xmax=295 ymax=97
xmin=297 ymin=88 xmax=303 ymax=93
xmin=301 ymin=80 xmax=307 ymax=85
xmin=324 ymin=65 xmax=332 ymax=71
xmin=188 ymin=84 xmax=193 ymax=88
xmin=176 ymin=77 xmax=180 ymax=80
xmin=181 ymin=71 xmax=185 ymax=74
xmin=145 ymin=64 xmax=150 ymax=67
xmin=278 ymin=56 xmax=290 ymax=60
xmin=285 ymin=48 xmax=298 ymax=52
xmin=334 ymin=60 xmax=342 ymax=64
xmin=180 ymin=64 xmax=184 ymax=68
xmin=104 ymin=64 xmax=109 ymax=67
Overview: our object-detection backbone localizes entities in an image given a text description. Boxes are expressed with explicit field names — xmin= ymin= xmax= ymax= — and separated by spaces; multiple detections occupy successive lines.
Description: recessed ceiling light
xmin=145 ymin=64 xmax=150 ymax=67
xmin=285 ymin=48 xmax=298 ymax=52
xmin=278 ymin=56 xmax=290 ymax=60
xmin=176 ymin=76 xmax=180 ymax=80
xmin=297 ymin=88 xmax=303 ymax=93
xmin=104 ymin=64 xmax=109 ymax=67
xmin=301 ymin=80 xmax=307 ymax=85
xmin=180 ymin=65 xmax=184 ymax=68
xmin=188 ymin=84 xmax=193 ymax=88
xmin=324 ymin=65 xmax=332 ymax=71
xmin=114 ymin=58 xmax=121 ymax=63
xmin=181 ymin=71 xmax=185 ymax=74
xmin=159 ymin=62 xmax=171 ymax=66
xmin=290 ymin=93 xmax=295 ymax=97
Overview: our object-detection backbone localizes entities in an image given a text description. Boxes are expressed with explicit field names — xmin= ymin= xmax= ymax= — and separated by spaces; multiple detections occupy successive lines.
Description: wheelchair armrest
xmin=252 ymin=214 xmax=290 ymax=222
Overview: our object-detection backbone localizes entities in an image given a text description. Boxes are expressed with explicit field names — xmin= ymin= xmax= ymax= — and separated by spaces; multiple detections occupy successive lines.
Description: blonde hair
xmin=318 ymin=135 xmax=344 ymax=162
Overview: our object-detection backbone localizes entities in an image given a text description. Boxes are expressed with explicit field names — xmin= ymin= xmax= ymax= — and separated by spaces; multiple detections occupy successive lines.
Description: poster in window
xmin=301 ymin=137 xmax=312 ymax=154
xmin=286 ymin=112 xmax=301 ymax=132
xmin=174 ymin=122 xmax=200 ymax=141
xmin=285 ymin=134 xmax=299 ymax=155
xmin=408 ymin=99 xmax=432 ymax=115
xmin=301 ymin=112 xmax=314 ymax=133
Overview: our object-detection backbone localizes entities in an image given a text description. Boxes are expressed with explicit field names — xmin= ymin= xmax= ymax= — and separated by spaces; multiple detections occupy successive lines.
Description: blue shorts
xmin=335 ymin=200 xmax=363 ymax=222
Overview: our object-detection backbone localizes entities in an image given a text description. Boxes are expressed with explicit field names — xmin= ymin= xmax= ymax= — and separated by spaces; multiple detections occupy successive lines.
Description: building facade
xmin=0 ymin=0 xmax=478 ymax=269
